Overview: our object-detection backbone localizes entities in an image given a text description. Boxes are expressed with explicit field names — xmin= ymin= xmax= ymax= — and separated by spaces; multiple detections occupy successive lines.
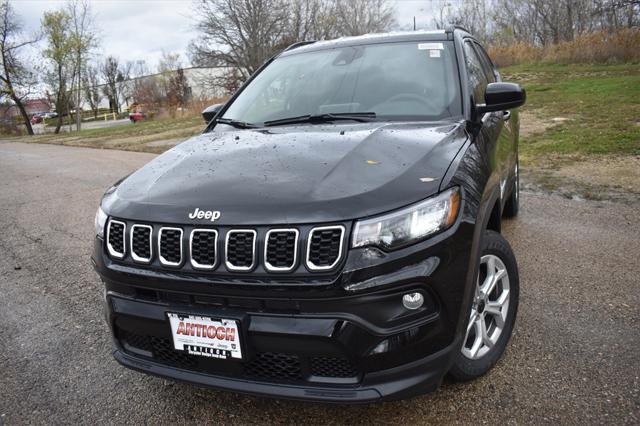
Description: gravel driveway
xmin=0 ymin=142 xmax=638 ymax=425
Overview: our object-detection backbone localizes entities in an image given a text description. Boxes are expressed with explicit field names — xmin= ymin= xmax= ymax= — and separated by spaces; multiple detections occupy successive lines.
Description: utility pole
xmin=413 ymin=16 xmax=416 ymax=30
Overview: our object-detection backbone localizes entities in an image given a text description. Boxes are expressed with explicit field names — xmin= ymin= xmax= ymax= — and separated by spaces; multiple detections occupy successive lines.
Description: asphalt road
xmin=0 ymin=142 xmax=638 ymax=425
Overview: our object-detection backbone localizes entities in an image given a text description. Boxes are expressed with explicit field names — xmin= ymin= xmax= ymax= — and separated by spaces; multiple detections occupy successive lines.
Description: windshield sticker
xmin=429 ymin=50 xmax=441 ymax=58
xmin=418 ymin=42 xmax=444 ymax=50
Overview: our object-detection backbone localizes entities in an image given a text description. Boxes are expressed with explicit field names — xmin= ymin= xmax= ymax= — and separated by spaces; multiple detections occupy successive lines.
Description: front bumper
xmin=94 ymin=220 xmax=475 ymax=403
xmin=113 ymin=338 xmax=458 ymax=403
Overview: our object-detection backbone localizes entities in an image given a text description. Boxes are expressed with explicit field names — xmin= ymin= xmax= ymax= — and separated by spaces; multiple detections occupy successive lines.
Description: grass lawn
xmin=501 ymin=63 xmax=640 ymax=201
xmin=501 ymin=63 xmax=640 ymax=157
xmin=12 ymin=114 xmax=205 ymax=154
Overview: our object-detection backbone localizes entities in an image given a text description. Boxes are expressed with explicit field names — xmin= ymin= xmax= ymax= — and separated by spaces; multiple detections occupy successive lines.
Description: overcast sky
xmin=12 ymin=0 xmax=448 ymax=71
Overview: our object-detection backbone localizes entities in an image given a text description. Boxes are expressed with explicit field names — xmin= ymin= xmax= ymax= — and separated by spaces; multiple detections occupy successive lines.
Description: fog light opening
xmin=402 ymin=292 xmax=424 ymax=310
xmin=370 ymin=339 xmax=390 ymax=355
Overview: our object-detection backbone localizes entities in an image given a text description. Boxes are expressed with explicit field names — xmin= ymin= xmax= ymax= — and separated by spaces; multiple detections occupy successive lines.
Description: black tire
xmin=503 ymin=162 xmax=519 ymax=218
xmin=449 ymin=230 xmax=519 ymax=381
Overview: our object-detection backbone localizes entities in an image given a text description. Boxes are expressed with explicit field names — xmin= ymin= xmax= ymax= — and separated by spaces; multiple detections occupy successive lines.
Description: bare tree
xmin=68 ymin=0 xmax=97 ymax=130
xmin=285 ymin=0 xmax=339 ymax=42
xmin=0 ymin=1 xmax=39 ymax=135
xmin=464 ymin=0 xmax=640 ymax=46
xmin=189 ymin=0 xmax=395 ymax=93
xmin=190 ymin=0 xmax=288 ymax=79
xmin=167 ymin=68 xmax=190 ymax=112
xmin=157 ymin=51 xmax=182 ymax=94
xmin=82 ymin=64 xmax=101 ymax=119
xmin=101 ymin=56 xmax=126 ymax=113
xmin=333 ymin=0 xmax=395 ymax=36
xmin=116 ymin=60 xmax=131 ymax=109
xmin=42 ymin=9 xmax=75 ymax=133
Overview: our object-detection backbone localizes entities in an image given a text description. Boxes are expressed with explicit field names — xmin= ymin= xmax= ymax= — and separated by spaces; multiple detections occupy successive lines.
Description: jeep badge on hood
xmin=188 ymin=208 xmax=221 ymax=222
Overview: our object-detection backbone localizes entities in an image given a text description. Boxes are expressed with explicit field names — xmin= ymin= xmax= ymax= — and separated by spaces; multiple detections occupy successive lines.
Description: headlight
xmin=95 ymin=206 xmax=108 ymax=238
xmin=352 ymin=187 xmax=460 ymax=250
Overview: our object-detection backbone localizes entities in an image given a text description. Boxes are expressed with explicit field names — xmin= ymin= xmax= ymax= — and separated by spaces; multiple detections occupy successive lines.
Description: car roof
xmin=279 ymin=29 xmax=465 ymax=57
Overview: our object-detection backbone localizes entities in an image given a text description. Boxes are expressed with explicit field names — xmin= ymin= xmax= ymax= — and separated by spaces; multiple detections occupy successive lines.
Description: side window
xmin=473 ymin=42 xmax=498 ymax=83
xmin=463 ymin=41 xmax=488 ymax=104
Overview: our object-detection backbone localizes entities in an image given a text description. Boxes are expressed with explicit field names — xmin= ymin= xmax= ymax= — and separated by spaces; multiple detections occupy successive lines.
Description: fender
xmin=446 ymin=137 xmax=503 ymax=345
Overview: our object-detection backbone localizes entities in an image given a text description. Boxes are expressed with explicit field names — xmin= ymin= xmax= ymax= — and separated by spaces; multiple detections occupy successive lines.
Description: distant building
xmin=83 ymin=66 xmax=232 ymax=111
xmin=2 ymin=98 xmax=51 ymax=118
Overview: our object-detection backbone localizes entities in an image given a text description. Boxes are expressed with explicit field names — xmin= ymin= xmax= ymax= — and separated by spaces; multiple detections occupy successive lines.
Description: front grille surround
xmin=264 ymin=228 xmax=299 ymax=272
xmin=158 ymin=227 xmax=184 ymax=267
xmin=106 ymin=219 xmax=126 ymax=259
xmin=107 ymin=219 xmax=348 ymax=275
xmin=130 ymin=224 xmax=153 ymax=263
xmin=305 ymin=225 xmax=345 ymax=271
xmin=189 ymin=229 xmax=218 ymax=270
xmin=225 ymin=229 xmax=257 ymax=272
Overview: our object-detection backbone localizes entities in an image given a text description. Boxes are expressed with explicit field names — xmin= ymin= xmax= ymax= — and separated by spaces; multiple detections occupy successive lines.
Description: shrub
xmin=488 ymin=28 xmax=640 ymax=67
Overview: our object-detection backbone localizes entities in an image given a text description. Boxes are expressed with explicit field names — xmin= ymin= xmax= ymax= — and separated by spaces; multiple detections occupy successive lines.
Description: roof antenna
xmin=413 ymin=16 xmax=416 ymax=30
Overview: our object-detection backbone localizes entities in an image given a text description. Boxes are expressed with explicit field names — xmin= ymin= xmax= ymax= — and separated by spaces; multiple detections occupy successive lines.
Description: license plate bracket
xmin=167 ymin=313 xmax=242 ymax=360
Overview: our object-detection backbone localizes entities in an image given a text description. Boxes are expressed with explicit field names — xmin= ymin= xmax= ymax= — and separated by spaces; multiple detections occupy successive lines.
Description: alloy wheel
xmin=462 ymin=254 xmax=511 ymax=360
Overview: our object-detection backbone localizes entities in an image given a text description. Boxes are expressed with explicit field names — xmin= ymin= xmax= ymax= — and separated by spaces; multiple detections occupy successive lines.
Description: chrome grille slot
xmin=264 ymin=229 xmax=298 ymax=272
xmin=225 ymin=230 xmax=256 ymax=271
xmin=190 ymin=229 xmax=218 ymax=269
xmin=130 ymin=224 xmax=152 ymax=263
xmin=158 ymin=227 xmax=183 ymax=266
xmin=306 ymin=226 xmax=345 ymax=271
xmin=106 ymin=219 xmax=126 ymax=259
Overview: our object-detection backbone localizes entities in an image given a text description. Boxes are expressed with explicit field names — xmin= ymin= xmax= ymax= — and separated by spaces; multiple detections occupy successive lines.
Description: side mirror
xmin=202 ymin=103 xmax=224 ymax=123
xmin=477 ymin=82 xmax=526 ymax=115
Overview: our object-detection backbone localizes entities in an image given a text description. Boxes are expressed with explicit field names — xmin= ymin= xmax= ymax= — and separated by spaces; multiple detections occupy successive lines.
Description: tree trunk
xmin=12 ymin=94 xmax=34 ymax=135
xmin=1 ymin=55 xmax=33 ymax=135
xmin=54 ymin=114 xmax=62 ymax=134
xmin=76 ymin=52 xmax=81 ymax=131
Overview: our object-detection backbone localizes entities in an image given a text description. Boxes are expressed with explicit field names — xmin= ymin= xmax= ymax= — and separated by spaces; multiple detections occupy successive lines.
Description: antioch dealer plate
xmin=167 ymin=313 xmax=242 ymax=359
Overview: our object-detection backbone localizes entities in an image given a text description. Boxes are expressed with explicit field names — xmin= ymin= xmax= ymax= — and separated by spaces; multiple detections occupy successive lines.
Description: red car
xmin=30 ymin=114 xmax=43 ymax=124
xmin=129 ymin=111 xmax=145 ymax=122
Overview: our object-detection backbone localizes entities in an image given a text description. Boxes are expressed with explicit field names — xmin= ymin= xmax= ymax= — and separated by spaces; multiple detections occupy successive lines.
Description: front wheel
xmin=449 ymin=230 xmax=519 ymax=381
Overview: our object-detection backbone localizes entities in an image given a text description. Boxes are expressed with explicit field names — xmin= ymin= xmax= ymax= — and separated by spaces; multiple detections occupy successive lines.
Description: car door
xmin=462 ymin=39 xmax=505 ymax=196
xmin=473 ymin=42 xmax=517 ymax=198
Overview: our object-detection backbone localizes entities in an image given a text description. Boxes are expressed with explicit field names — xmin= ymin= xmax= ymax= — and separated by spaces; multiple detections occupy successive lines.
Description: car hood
xmin=103 ymin=121 xmax=467 ymax=225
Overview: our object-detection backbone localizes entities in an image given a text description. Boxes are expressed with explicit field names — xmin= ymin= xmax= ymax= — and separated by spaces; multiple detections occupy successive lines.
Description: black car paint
xmin=93 ymin=28 xmax=522 ymax=402
xmin=102 ymin=121 xmax=467 ymax=225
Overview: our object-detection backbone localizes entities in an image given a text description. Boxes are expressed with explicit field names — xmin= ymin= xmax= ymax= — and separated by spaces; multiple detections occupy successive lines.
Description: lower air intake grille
xmin=150 ymin=336 xmax=197 ymax=368
xmin=190 ymin=230 xmax=217 ymax=268
xmin=226 ymin=230 xmax=256 ymax=270
xmin=244 ymin=352 xmax=302 ymax=380
xmin=265 ymin=230 xmax=297 ymax=271
xmin=310 ymin=357 xmax=359 ymax=378
xmin=159 ymin=228 xmax=183 ymax=265
xmin=306 ymin=226 xmax=344 ymax=270
xmin=107 ymin=220 xmax=125 ymax=258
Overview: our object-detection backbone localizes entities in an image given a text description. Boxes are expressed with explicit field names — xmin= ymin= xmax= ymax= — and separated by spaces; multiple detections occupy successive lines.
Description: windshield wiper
xmin=215 ymin=117 xmax=257 ymax=129
xmin=263 ymin=112 xmax=376 ymax=127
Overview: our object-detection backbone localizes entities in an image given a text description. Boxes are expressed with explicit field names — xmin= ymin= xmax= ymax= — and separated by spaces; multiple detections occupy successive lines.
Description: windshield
xmin=222 ymin=41 xmax=462 ymax=125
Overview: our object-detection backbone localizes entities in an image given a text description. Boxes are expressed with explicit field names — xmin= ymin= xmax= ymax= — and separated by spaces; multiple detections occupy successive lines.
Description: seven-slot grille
xmin=158 ymin=227 xmax=183 ymax=266
xmin=225 ymin=230 xmax=256 ymax=271
xmin=306 ymin=226 xmax=345 ymax=270
xmin=264 ymin=229 xmax=298 ymax=271
xmin=107 ymin=221 xmax=345 ymax=273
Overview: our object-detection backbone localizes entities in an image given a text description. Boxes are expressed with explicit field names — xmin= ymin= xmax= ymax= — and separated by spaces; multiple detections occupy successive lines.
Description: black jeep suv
xmin=92 ymin=27 xmax=525 ymax=403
